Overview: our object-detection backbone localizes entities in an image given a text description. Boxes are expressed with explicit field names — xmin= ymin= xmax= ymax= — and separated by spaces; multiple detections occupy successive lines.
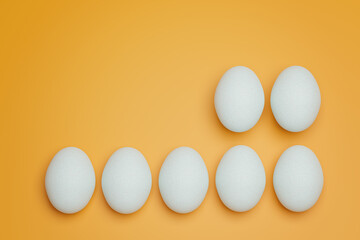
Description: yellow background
xmin=1 ymin=0 xmax=360 ymax=239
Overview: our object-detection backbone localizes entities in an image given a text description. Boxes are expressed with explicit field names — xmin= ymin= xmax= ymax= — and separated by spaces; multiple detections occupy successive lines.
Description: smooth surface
xmin=216 ymin=145 xmax=266 ymax=212
xmin=101 ymin=147 xmax=152 ymax=214
xmin=1 ymin=1 xmax=360 ymax=239
xmin=271 ymin=66 xmax=321 ymax=132
xmin=215 ymin=66 xmax=265 ymax=132
xmin=45 ymin=147 xmax=95 ymax=214
xmin=273 ymin=145 xmax=323 ymax=212
xmin=159 ymin=147 xmax=209 ymax=214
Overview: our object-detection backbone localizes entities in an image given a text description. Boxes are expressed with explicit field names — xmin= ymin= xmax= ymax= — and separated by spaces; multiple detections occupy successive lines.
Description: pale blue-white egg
xmin=45 ymin=147 xmax=95 ymax=214
xmin=216 ymin=145 xmax=265 ymax=212
xmin=215 ymin=66 xmax=264 ymax=132
xmin=271 ymin=66 xmax=321 ymax=132
xmin=273 ymin=145 xmax=324 ymax=212
xmin=159 ymin=147 xmax=209 ymax=214
xmin=101 ymin=147 xmax=152 ymax=214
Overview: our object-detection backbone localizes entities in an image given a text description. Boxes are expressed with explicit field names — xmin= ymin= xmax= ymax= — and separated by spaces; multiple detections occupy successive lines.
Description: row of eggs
xmin=45 ymin=145 xmax=323 ymax=214
xmin=215 ymin=66 xmax=321 ymax=132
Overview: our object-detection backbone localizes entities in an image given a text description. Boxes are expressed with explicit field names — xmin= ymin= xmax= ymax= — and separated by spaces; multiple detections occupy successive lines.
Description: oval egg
xmin=273 ymin=145 xmax=324 ymax=212
xmin=214 ymin=66 xmax=265 ymax=132
xmin=101 ymin=147 xmax=152 ymax=214
xmin=45 ymin=147 xmax=96 ymax=214
xmin=271 ymin=66 xmax=321 ymax=132
xmin=159 ymin=147 xmax=209 ymax=214
xmin=216 ymin=145 xmax=266 ymax=212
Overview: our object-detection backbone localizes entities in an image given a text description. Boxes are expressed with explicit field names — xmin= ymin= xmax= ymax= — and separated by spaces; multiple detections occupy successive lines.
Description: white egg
xmin=214 ymin=66 xmax=265 ymax=132
xmin=271 ymin=66 xmax=321 ymax=132
xmin=216 ymin=145 xmax=266 ymax=212
xmin=273 ymin=145 xmax=324 ymax=212
xmin=45 ymin=147 xmax=95 ymax=214
xmin=159 ymin=147 xmax=209 ymax=214
xmin=101 ymin=147 xmax=152 ymax=214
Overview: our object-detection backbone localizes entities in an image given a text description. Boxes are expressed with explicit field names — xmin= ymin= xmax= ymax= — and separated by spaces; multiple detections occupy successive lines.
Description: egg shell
xmin=214 ymin=66 xmax=265 ymax=132
xmin=101 ymin=147 xmax=152 ymax=214
xmin=270 ymin=66 xmax=321 ymax=132
xmin=273 ymin=145 xmax=324 ymax=212
xmin=159 ymin=147 xmax=209 ymax=214
xmin=45 ymin=147 xmax=96 ymax=214
xmin=216 ymin=145 xmax=266 ymax=212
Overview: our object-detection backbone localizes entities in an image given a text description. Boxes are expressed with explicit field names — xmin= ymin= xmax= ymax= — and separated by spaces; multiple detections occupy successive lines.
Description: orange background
xmin=1 ymin=0 xmax=360 ymax=239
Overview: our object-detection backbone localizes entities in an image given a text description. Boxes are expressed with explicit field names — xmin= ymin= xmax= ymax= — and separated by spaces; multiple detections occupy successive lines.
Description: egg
xmin=271 ymin=66 xmax=321 ymax=132
xmin=101 ymin=147 xmax=152 ymax=214
xmin=216 ymin=145 xmax=266 ymax=212
xmin=45 ymin=147 xmax=95 ymax=214
xmin=214 ymin=66 xmax=265 ymax=132
xmin=159 ymin=147 xmax=209 ymax=214
xmin=273 ymin=145 xmax=324 ymax=212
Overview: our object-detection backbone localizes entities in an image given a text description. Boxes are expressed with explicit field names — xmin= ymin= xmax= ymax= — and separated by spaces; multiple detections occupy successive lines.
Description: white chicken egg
xmin=45 ymin=147 xmax=96 ymax=214
xmin=273 ymin=145 xmax=324 ymax=212
xmin=101 ymin=147 xmax=152 ymax=214
xmin=216 ymin=145 xmax=266 ymax=212
xmin=159 ymin=147 xmax=209 ymax=214
xmin=214 ymin=66 xmax=265 ymax=132
xmin=271 ymin=66 xmax=321 ymax=132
